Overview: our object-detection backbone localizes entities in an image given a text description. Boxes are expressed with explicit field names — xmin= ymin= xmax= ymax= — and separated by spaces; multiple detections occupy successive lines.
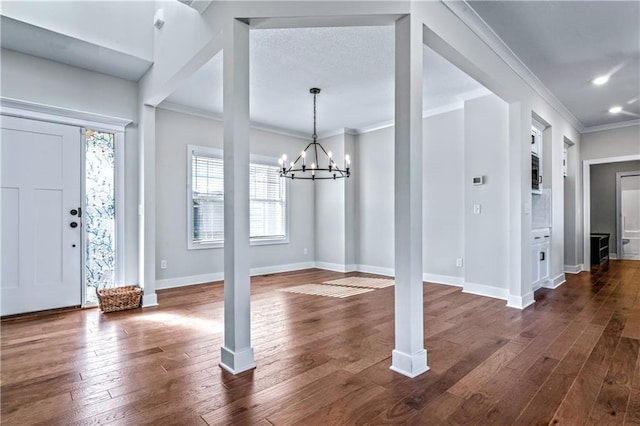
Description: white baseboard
xmin=463 ymin=281 xmax=508 ymax=301
xmin=142 ymin=293 xmax=159 ymax=307
xmin=564 ymin=264 xmax=583 ymax=274
xmin=506 ymin=292 xmax=535 ymax=309
xmin=251 ymin=262 xmax=316 ymax=276
xmin=423 ymin=273 xmax=463 ymax=287
xmin=314 ymin=262 xmax=352 ymax=273
xmin=353 ymin=264 xmax=395 ymax=277
xmin=542 ymin=273 xmax=566 ymax=289
xmin=156 ymin=272 xmax=224 ymax=290
xmin=156 ymin=262 xmax=316 ymax=290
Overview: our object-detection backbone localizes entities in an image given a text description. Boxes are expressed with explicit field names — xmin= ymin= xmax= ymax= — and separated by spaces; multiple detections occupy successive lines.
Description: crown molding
xmin=581 ymin=119 xmax=640 ymax=134
xmin=157 ymin=101 xmax=311 ymax=140
xmin=442 ymin=0 xmax=585 ymax=133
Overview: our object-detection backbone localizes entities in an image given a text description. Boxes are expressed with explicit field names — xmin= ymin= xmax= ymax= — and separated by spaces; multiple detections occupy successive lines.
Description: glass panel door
xmin=85 ymin=129 xmax=116 ymax=303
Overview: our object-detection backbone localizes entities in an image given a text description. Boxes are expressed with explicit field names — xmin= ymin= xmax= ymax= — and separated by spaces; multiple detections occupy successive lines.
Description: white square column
xmin=391 ymin=14 xmax=429 ymax=378
xmin=139 ymin=104 xmax=158 ymax=307
xmin=220 ymin=17 xmax=255 ymax=374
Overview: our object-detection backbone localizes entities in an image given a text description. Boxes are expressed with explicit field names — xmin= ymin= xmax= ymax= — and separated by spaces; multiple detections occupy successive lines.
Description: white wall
xmin=0 ymin=48 xmax=140 ymax=285
xmin=154 ymin=108 xmax=315 ymax=285
xmin=464 ymin=95 xmax=509 ymax=294
xmin=0 ymin=1 xmax=154 ymax=61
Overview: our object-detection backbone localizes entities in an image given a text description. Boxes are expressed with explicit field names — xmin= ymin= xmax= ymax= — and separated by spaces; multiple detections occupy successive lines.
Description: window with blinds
xmin=188 ymin=146 xmax=287 ymax=248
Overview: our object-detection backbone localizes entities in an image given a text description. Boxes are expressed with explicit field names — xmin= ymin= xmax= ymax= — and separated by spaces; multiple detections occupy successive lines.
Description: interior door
xmin=620 ymin=174 xmax=640 ymax=260
xmin=1 ymin=115 xmax=82 ymax=315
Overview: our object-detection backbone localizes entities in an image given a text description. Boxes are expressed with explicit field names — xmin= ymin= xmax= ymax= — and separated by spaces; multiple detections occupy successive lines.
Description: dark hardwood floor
xmin=2 ymin=261 xmax=639 ymax=425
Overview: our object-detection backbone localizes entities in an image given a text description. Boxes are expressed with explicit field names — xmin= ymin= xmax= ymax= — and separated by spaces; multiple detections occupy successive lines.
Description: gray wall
xmin=424 ymin=108 xmax=465 ymax=279
xmin=154 ymin=108 xmax=315 ymax=283
xmin=464 ymin=94 xmax=510 ymax=291
xmin=1 ymin=48 xmax=140 ymax=284
xmin=356 ymin=108 xmax=466 ymax=280
xmin=564 ymin=140 xmax=580 ymax=268
xmin=590 ymin=161 xmax=640 ymax=257
xmin=581 ymin=125 xmax=640 ymax=161
xmin=314 ymin=134 xmax=346 ymax=267
xmin=356 ymin=126 xmax=395 ymax=271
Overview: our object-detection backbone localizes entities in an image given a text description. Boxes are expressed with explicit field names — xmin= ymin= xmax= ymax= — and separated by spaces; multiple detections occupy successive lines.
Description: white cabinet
xmin=532 ymin=228 xmax=551 ymax=291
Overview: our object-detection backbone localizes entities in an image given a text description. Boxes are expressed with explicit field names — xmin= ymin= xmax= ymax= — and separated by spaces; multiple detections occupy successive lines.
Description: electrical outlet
xmin=456 ymin=258 xmax=463 ymax=268
xmin=303 ymin=248 xmax=308 ymax=255
xmin=160 ymin=260 xmax=167 ymax=269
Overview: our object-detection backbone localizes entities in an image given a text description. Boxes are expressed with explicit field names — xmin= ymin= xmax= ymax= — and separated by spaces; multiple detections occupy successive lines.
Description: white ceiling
xmin=162 ymin=26 xmax=488 ymax=138
xmin=468 ymin=1 xmax=640 ymax=129
xmin=2 ymin=1 xmax=638 ymax=133
xmin=0 ymin=16 xmax=152 ymax=81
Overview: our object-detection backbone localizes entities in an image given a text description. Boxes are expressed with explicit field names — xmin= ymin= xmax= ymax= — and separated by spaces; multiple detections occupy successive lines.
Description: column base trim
xmin=506 ymin=292 xmax=535 ymax=310
xmin=220 ymin=346 xmax=256 ymax=374
xmin=390 ymin=349 xmax=429 ymax=378
xmin=142 ymin=293 xmax=158 ymax=307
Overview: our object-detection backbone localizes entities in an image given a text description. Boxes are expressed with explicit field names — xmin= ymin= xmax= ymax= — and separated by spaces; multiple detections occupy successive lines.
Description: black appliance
xmin=532 ymin=153 xmax=541 ymax=190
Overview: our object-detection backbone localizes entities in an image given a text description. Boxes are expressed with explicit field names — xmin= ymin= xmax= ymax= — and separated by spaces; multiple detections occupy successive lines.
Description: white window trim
xmin=186 ymin=145 xmax=290 ymax=250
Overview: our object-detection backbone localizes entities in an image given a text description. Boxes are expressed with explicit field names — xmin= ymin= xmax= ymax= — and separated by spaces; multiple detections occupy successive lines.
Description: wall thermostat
xmin=472 ymin=176 xmax=484 ymax=185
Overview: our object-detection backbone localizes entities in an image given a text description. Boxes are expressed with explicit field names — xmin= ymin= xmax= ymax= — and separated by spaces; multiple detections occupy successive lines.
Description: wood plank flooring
xmin=2 ymin=261 xmax=639 ymax=425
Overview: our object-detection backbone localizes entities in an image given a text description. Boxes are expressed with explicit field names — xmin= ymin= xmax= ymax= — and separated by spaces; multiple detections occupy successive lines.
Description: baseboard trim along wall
xmin=463 ymin=281 xmax=508 ymax=301
xmin=353 ymin=264 xmax=395 ymax=277
xmin=156 ymin=262 xmax=315 ymax=290
xmin=423 ymin=273 xmax=464 ymax=287
xmin=313 ymin=262 xmax=357 ymax=273
xmin=564 ymin=264 xmax=583 ymax=274
xmin=542 ymin=273 xmax=566 ymax=290
xmin=609 ymin=253 xmax=618 ymax=260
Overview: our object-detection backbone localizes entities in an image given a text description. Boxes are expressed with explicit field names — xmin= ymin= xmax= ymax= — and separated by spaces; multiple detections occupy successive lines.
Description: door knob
xmin=70 ymin=221 xmax=78 ymax=228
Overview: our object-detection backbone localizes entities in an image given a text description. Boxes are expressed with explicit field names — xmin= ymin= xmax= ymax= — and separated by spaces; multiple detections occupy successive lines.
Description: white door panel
xmin=1 ymin=115 xmax=82 ymax=315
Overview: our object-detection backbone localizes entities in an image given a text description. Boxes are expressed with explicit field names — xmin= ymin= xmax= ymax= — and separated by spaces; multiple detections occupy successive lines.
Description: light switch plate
xmin=473 ymin=204 xmax=481 ymax=215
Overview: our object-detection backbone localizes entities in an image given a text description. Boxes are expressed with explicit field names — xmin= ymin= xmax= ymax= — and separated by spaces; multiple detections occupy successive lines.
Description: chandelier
xmin=279 ymin=88 xmax=350 ymax=180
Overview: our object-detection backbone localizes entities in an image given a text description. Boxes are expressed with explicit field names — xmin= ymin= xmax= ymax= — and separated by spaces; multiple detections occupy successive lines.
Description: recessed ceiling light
xmin=592 ymin=75 xmax=609 ymax=85
xmin=609 ymin=106 xmax=622 ymax=114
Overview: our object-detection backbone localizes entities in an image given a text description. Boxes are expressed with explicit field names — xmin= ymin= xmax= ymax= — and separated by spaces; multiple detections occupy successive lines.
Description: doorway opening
xmin=617 ymin=171 xmax=640 ymax=260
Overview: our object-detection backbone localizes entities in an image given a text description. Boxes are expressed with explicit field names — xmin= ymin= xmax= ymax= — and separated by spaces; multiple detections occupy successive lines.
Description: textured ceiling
xmin=163 ymin=25 xmax=487 ymax=137
xmin=469 ymin=0 xmax=640 ymax=129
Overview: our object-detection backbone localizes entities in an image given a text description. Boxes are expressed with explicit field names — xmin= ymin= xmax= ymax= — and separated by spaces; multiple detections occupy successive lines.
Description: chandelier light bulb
xmin=592 ymin=75 xmax=609 ymax=85
xmin=290 ymin=161 xmax=294 ymax=169
xmin=278 ymin=158 xmax=283 ymax=165
xmin=282 ymin=154 xmax=287 ymax=162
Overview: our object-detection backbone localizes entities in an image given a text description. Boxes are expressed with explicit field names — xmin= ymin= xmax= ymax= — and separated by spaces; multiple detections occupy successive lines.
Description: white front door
xmin=1 ymin=115 xmax=82 ymax=315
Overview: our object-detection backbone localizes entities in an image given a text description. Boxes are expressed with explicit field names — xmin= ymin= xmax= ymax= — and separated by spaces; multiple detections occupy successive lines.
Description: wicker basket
xmin=97 ymin=286 xmax=142 ymax=313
